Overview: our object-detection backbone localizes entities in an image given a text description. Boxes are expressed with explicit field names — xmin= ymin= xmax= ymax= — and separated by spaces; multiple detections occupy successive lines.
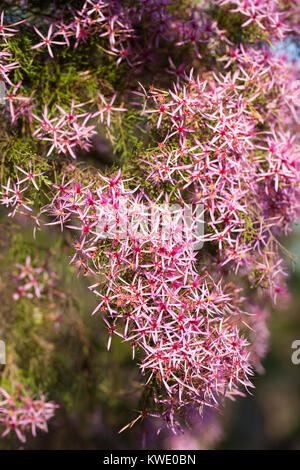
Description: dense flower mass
xmin=34 ymin=175 xmax=253 ymax=430
xmin=0 ymin=385 xmax=58 ymax=442
xmin=0 ymin=0 xmax=299 ymax=446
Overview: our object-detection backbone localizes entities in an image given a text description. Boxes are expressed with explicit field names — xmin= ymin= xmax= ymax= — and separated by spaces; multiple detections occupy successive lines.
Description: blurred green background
xmin=220 ymin=224 xmax=300 ymax=450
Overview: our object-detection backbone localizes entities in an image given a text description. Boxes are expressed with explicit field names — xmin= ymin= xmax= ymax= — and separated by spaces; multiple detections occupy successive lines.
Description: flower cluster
xmin=30 ymin=1 xmax=231 ymax=68
xmin=0 ymin=385 xmax=58 ymax=443
xmin=33 ymin=169 xmax=253 ymax=431
xmin=0 ymin=160 xmax=43 ymax=219
xmin=29 ymin=89 xmax=127 ymax=158
xmin=0 ymin=12 xmax=33 ymax=124
xmin=12 ymin=255 xmax=63 ymax=302
xmin=0 ymin=12 xmax=23 ymax=84
xmin=0 ymin=0 xmax=299 ymax=442
xmin=32 ymin=101 xmax=97 ymax=159
xmin=138 ymin=44 xmax=300 ymax=301
xmin=216 ymin=0 xmax=297 ymax=39
xmin=31 ymin=0 xmax=173 ymax=66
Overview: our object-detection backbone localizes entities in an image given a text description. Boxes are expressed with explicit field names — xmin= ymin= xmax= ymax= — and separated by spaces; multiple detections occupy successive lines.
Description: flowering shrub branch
xmin=0 ymin=0 xmax=299 ymax=448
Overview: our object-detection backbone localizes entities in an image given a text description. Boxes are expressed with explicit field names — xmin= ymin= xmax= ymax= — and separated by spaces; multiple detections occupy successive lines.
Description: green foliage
xmin=0 ymin=223 xmax=142 ymax=439
xmin=113 ymin=110 xmax=148 ymax=165
xmin=215 ymin=7 xmax=268 ymax=43
xmin=8 ymin=29 xmax=128 ymax=110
